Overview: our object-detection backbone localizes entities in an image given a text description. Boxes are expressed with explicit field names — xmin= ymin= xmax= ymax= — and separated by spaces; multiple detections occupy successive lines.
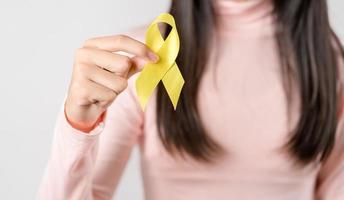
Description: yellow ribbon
xmin=135 ymin=13 xmax=185 ymax=110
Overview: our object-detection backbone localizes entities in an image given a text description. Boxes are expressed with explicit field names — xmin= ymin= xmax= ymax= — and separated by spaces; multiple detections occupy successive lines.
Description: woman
xmin=37 ymin=0 xmax=344 ymax=199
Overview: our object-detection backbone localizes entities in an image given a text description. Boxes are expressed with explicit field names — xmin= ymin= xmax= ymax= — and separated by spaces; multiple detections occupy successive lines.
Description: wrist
xmin=64 ymin=104 xmax=106 ymax=133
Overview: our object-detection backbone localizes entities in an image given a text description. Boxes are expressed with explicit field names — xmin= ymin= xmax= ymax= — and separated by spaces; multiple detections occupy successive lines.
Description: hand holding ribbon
xmin=135 ymin=13 xmax=185 ymax=110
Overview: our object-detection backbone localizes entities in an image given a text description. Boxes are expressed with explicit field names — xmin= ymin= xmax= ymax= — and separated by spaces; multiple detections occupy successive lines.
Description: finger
xmin=127 ymin=56 xmax=149 ymax=78
xmin=86 ymin=65 xmax=128 ymax=94
xmin=83 ymin=35 xmax=159 ymax=62
xmin=82 ymin=79 xmax=117 ymax=106
xmin=76 ymin=48 xmax=132 ymax=77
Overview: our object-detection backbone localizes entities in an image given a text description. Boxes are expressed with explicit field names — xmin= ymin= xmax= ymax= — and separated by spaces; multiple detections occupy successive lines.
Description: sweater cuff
xmin=63 ymin=106 xmax=106 ymax=134
xmin=61 ymin=102 xmax=106 ymax=137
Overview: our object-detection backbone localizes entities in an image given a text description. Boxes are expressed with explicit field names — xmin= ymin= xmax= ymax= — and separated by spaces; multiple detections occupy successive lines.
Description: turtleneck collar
xmin=214 ymin=0 xmax=275 ymax=35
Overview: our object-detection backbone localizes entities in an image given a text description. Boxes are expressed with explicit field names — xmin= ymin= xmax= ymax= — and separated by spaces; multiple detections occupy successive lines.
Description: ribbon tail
xmin=162 ymin=63 xmax=185 ymax=110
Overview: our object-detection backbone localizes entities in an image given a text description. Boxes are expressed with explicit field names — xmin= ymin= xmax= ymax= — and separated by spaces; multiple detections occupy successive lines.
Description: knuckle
xmin=70 ymin=80 xmax=82 ymax=92
xmin=76 ymin=82 xmax=87 ymax=95
xmin=115 ymin=59 xmax=131 ymax=77
xmin=83 ymin=37 xmax=95 ymax=47
xmin=122 ymin=57 xmax=132 ymax=69
xmin=108 ymin=91 xmax=118 ymax=101
xmin=100 ymin=91 xmax=116 ymax=106
xmin=74 ymin=48 xmax=87 ymax=60
xmin=117 ymin=78 xmax=128 ymax=91
xmin=69 ymin=81 xmax=89 ymax=106
xmin=75 ymin=63 xmax=90 ymax=77
xmin=114 ymin=34 xmax=127 ymax=44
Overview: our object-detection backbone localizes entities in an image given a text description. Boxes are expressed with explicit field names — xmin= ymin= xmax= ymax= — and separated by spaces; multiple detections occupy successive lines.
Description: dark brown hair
xmin=156 ymin=0 xmax=344 ymax=165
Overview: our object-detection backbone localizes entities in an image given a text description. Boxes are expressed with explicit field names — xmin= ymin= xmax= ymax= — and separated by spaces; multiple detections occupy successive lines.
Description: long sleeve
xmin=36 ymin=74 xmax=144 ymax=200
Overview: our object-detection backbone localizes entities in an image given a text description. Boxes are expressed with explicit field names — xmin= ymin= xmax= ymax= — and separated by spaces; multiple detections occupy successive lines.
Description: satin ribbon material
xmin=135 ymin=13 xmax=185 ymax=110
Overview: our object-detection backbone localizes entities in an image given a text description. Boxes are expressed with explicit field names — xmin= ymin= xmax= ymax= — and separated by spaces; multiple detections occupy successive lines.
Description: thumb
xmin=127 ymin=56 xmax=158 ymax=78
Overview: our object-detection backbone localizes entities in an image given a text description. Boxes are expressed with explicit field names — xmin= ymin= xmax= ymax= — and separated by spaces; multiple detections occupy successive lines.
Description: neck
xmin=214 ymin=0 xmax=275 ymax=35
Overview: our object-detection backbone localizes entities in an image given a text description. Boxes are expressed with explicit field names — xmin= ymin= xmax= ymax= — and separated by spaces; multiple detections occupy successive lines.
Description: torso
xmin=129 ymin=1 xmax=323 ymax=199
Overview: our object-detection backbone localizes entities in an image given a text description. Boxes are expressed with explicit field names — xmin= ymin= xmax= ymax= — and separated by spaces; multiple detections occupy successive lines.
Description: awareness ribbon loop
xmin=135 ymin=13 xmax=185 ymax=110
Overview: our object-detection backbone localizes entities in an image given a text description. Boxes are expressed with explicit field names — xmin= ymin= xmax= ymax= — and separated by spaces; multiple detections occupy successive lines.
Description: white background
xmin=0 ymin=0 xmax=343 ymax=199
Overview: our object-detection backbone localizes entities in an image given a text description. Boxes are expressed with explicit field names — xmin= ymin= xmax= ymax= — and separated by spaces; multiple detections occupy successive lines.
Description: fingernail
xmin=147 ymin=52 xmax=159 ymax=63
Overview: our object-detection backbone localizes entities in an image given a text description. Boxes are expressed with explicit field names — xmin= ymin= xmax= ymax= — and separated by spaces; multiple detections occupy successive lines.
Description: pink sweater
xmin=37 ymin=0 xmax=344 ymax=199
